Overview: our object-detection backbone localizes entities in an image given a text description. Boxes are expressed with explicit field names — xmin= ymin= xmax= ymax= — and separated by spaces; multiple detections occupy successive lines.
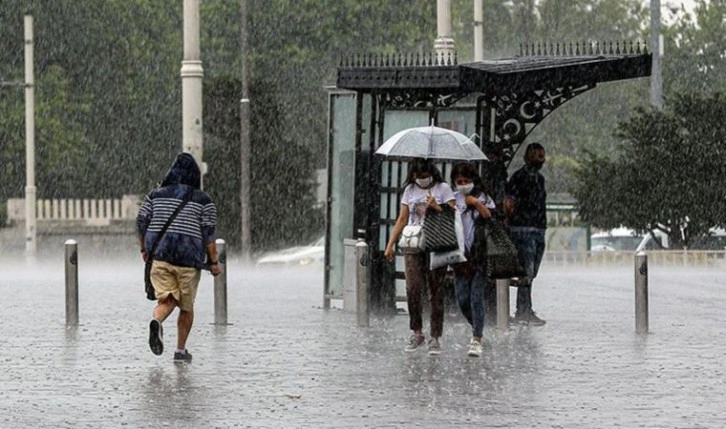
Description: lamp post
xmin=1 ymin=17 xmax=35 ymax=257
xmin=474 ymin=0 xmax=484 ymax=61
xmin=181 ymin=0 xmax=206 ymax=179
xmin=240 ymin=0 xmax=252 ymax=263
xmin=24 ymin=15 xmax=37 ymax=257
xmin=434 ymin=0 xmax=455 ymax=63
xmin=650 ymin=0 xmax=663 ymax=108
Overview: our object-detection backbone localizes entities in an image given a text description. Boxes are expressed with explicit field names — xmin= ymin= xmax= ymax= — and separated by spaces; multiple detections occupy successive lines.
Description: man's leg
xmin=520 ymin=231 xmax=546 ymax=315
xmin=177 ymin=309 xmax=194 ymax=350
xmin=514 ymin=232 xmax=536 ymax=316
xmin=148 ymin=261 xmax=179 ymax=356
xmin=153 ymin=295 xmax=177 ymax=323
xmin=173 ymin=266 xmax=201 ymax=361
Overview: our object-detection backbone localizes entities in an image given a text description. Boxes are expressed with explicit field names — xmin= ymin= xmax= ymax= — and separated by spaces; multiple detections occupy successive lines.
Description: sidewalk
xmin=0 ymin=260 xmax=724 ymax=428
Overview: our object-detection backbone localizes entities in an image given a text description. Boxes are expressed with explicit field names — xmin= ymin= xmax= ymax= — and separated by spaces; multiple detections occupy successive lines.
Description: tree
xmin=663 ymin=0 xmax=726 ymax=97
xmin=204 ymin=76 xmax=323 ymax=251
xmin=570 ymin=92 xmax=726 ymax=249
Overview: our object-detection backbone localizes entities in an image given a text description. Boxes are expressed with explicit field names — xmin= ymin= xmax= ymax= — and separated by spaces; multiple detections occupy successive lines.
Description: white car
xmin=255 ymin=236 xmax=325 ymax=267
xmin=590 ymin=227 xmax=643 ymax=252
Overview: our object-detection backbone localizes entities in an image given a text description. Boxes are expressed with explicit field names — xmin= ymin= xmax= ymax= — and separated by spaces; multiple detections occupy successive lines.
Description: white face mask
xmin=415 ymin=177 xmax=433 ymax=188
xmin=458 ymin=183 xmax=474 ymax=195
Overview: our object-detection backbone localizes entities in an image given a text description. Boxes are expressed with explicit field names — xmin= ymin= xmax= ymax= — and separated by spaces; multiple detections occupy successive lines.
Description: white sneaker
xmin=405 ymin=334 xmax=426 ymax=352
xmin=467 ymin=338 xmax=482 ymax=357
xmin=428 ymin=338 xmax=442 ymax=356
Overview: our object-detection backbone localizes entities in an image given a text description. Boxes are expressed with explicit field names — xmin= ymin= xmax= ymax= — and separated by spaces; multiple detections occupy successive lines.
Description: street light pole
xmin=24 ymin=15 xmax=36 ymax=258
xmin=181 ymin=0 xmax=206 ymax=179
xmin=650 ymin=0 xmax=663 ymax=108
xmin=239 ymin=0 xmax=252 ymax=263
xmin=474 ymin=0 xmax=484 ymax=61
xmin=434 ymin=0 xmax=455 ymax=63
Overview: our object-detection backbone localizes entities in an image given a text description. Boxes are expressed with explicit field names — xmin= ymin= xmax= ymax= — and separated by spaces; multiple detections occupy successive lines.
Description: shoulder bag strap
xmin=148 ymin=190 xmax=193 ymax=258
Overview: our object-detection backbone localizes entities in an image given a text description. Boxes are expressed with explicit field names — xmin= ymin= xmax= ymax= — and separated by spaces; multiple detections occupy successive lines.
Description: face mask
xmin=415 ymin=177 xmax=433 ymax=188
xmin=531 ymin=161 xmax=544 ymax=171
xmin=458 ymin=183 xmax=474 ymax=195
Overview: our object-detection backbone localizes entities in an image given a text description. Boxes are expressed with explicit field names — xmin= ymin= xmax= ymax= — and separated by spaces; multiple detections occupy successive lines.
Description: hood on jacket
xmin=161 ymin=152 xmax=201 ymax=189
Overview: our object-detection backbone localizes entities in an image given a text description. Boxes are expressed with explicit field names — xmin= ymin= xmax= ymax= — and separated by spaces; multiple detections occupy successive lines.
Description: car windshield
xmin=591 ymin=236 xmax=642 ymax=251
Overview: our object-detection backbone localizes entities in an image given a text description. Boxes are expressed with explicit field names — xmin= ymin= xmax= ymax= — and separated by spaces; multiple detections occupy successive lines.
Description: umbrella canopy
xmin=375 ymin=125 xmax=488 ymax=161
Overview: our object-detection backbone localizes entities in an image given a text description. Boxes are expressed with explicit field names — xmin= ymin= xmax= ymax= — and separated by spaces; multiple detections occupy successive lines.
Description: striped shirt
xmin=137 ymin=184 xmax=216 ymax=269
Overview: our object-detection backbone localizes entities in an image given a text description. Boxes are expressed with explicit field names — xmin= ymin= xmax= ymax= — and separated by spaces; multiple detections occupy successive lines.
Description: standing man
xmin=504 ymin=142 xmax=547 ymax=326
xmin=137 ymin=152 xmax=221 ymax=362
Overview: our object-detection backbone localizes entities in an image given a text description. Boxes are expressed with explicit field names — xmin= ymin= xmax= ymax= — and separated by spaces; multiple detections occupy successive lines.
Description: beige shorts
xmin=151 ymin=260 xmax=201 ymax=312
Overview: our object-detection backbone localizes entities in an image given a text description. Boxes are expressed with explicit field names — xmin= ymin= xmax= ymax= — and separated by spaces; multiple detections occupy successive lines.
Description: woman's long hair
xmin=403 ymin=158 xmax=444 ymax=187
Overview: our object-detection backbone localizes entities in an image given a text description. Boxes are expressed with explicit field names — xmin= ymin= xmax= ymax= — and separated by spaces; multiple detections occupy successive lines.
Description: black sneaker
xmin=149 ymin=319 xmax=164 ymax=355
xmin=514 ymin=311 xmax=546 ymax=326
xmin=173 ymin=349 xmax=193 ymax=363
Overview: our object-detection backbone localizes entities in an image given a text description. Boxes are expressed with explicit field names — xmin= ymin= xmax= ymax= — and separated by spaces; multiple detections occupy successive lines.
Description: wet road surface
xmin=0 ymin=258 xmax=724 ymax=428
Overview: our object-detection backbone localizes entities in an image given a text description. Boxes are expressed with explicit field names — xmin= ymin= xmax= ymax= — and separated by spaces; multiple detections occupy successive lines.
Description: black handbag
xmin=423 ymin=204 xmax=458 ymax=253
xmin=144 ymin=192 xmax=192 ymax=300
xmin=473 ymin=217 xmax=526 ymax=279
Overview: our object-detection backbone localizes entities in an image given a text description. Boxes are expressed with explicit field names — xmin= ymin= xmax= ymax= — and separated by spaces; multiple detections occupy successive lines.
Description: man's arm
xmin=201 ymin=199 xmax=220 ymax=276
xmin=503 ymin=169 xmax=522 ymax=221
xmin=136 ymin=194 xmax=152 ymax=260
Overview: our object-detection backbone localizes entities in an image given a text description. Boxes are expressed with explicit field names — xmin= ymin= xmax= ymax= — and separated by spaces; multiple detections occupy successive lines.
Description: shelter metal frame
xmin=325 ymin=42 xmax=652 ymax=311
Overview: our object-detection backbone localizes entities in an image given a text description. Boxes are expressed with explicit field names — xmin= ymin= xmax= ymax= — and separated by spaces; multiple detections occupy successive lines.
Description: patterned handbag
xmin=473 ymin=217 xmax=526 ymax=279
xmin=423 ymin=204 xmax=458 ymax=253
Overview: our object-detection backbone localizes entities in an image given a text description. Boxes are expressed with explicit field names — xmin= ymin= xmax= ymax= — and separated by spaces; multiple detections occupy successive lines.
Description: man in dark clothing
xmin=137 ymin=152 xmax=221 ymax=362
xmin=504 ymin=142 xmax=547 ymax=326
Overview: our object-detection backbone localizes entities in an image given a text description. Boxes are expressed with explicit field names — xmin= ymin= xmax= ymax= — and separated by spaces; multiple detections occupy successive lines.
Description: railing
xmin=545 ymin=250 xmax=726 ymax=267
xmin=6 ymin=196 xmax=141 ymax=226
xmin=37 ymin=198 xmax=122 ymax=220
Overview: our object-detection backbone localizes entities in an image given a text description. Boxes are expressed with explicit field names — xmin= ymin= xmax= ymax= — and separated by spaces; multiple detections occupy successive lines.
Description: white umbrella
xmin=375 ymin=125 xmax=487 ymax=161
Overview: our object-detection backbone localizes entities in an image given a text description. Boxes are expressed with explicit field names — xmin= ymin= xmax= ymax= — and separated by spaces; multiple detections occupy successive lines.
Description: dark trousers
xmin=510 ymin=229 xmax=546 ymax=315
xmin=453 ymin=262 xmax=486 ymax=338
xmin=404 ymin=253 xmax=446 ymax=338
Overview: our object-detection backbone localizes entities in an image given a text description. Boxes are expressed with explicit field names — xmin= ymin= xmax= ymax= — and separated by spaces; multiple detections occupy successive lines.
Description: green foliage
xmin=204 ymin=76 xmax=324 ymax=250
xmin=663 ymin=0 xmax=726 ymax=97
xmin=0 ymin=0 xmax=722 ymax=251
xmin=0 ymin=201 xmax=6 ymax=227
xmin=571 ymin=93 xmax=726 ymax=248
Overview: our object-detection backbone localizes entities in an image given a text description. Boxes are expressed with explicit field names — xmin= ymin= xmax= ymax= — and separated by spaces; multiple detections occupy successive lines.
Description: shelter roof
xmin=337 ymin=43 xmax=651 ymax=96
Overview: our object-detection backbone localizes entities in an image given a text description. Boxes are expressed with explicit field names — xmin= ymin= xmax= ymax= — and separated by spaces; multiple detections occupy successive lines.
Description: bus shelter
xmin=324 ymin=42 xmax=651 ymax=311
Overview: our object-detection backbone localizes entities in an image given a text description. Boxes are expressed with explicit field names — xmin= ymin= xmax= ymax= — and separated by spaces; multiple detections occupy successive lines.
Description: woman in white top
xmin=450 ymin=162 xmax=495 ymax=358
xmin=384 ymin=158 xmax=455 ymax=356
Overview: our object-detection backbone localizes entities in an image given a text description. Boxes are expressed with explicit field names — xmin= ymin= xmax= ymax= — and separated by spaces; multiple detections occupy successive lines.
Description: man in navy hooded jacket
xmin=137 ymin=152 xmax=220 ymax=362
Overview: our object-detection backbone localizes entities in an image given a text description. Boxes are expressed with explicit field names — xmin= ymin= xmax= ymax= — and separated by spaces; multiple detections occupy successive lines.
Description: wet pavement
xmin=0 ymin=256 xmax=725 ymax=428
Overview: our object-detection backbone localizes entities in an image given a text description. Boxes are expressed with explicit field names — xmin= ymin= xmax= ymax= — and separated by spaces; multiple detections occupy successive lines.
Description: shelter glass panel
xmin=437 ymin=109 xmax=477 ymax=139
xmin=326 ymin=92 xmax=357 ymax=297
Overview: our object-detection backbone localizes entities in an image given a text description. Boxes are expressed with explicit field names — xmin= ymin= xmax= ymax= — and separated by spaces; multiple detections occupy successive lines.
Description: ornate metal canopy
xmin=337 ymin=41 xmax=652 ymax=164
xmin=330 ymin=42 xmax=652 ymax=312
xmin=338 ymin=41 xmax=650 ymax=95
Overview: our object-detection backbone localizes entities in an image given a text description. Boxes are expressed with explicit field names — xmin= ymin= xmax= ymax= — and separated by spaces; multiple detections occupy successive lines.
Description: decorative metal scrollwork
xmin=378 ymin=91 xmax=468 ymax=109
xmin=483 ymin=84 xmax=595 ymax=164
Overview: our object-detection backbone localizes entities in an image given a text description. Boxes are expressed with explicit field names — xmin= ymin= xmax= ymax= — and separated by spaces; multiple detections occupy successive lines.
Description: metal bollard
xmin=214 ymin=238 xmax=228 ymax=325
xmin=355 ymin=237 xmax=369 ymax=327
xmin=64 ymin=239 xmax=79 ymax=325
xmin=495 ymin=278 xmax=510 ymax=331
xmin=635 ymin=251 xmax=649 ymax=334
